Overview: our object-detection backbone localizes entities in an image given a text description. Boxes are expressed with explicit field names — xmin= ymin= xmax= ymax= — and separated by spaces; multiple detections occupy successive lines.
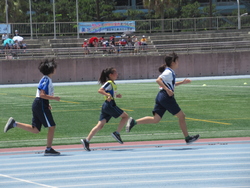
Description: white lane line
xmin=1 ymin=169 xmax=249 ymax=183
xmin=1 ymin=147 xmax=250 ymax=165
xmin=1 ymin=152 xmax=250 ymax=170
xmin=1 ymin=162 xmax=250 ymax=175
xmin=0 ymin=174 xmax=57 ymax=188
xmin=57 ymin=177 xmax=250 ymax=187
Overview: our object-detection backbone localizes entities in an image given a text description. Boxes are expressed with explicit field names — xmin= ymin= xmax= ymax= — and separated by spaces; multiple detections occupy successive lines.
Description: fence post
xmin=194 ymin=18 xmax=196 ymax=32
xmin=149 ymin=19 xmax=151 ymax=34
xmin=172 ymin=19 xmax=174 ymax=33
xmin=217 ymin=17 xmax=218 ymax=30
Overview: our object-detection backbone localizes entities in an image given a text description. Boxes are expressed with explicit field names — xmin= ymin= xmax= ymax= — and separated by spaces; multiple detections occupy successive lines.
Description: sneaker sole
xmin=186 ymin=135 xmax=200 ymax=145
xmin=81 ymin=139 xmax=91 ymax=151
xmin=4 ymin=117 xmax=14 ymax=133
xmin=111 ymin=133 xmax=123 ymax=144
xmin=44 ymin=153 xmax=60 ymax=156
xmin=126 ymin=117 xmax=133 ymax=133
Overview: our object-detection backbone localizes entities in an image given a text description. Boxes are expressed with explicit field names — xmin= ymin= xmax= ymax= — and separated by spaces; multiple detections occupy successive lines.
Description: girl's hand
xmin=116 ymin=94 xmax=122 ymax=98
xmin=106 ymin=95 xmax=112 ymax=102
xmin=166 ymin=89 xmax=174 ymax=97
xmin=183 ymin=79 xmax=191 ymax=84
xmin=54 ymin=96 xmax=61 ymax=101
xmin=48 ymin=104 xmax=52 ymax=110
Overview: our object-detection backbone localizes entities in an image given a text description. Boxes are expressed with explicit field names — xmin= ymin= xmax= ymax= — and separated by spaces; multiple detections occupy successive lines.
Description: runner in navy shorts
xmin=32 ymin=98 xmax=56 ymax=131
xmin=4 ymin=59 xmax=61 ymax=155
xmin=81 ymin=67 xmax=130 ymax=151
xmin=126 ymin=52 xmax=200 ymax=144
xmin=153 ymin=90 xmax=181 ymax=118
xmin=99 ymin=100 xmax=124 ymax=123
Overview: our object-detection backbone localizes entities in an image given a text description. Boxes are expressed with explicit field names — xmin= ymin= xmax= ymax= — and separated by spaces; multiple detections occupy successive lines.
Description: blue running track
xmin=0 ymin=138 xmax=250 ymax=188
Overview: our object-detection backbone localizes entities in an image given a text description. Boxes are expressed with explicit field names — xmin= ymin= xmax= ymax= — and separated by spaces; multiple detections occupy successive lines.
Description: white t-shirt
xmin=36 ymin=76 xmax=54 ymax=97
xmin=159 ymin=67 xmax=176 ymax=92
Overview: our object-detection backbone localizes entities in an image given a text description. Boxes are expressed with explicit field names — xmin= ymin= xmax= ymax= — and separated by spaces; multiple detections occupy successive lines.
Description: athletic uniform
xmin=153 ymin=67 xmax=181 ymax=117
xmin=32 ymin=76 xmax=56 ymax=131
xmin=99 ymin=80 xmax=124 ymax=123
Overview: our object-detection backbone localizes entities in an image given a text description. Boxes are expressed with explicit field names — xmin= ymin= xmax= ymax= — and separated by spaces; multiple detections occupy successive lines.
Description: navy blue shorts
xmin=153 ymin=90 xmax=181 ymax=118
xmin=99 ymin=100 xmax=124 ymax=123
xmin=32 ymin=98 xmax=56 ymax=131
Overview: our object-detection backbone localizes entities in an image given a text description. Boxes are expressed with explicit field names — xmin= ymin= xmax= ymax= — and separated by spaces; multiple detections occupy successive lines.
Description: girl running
xmin=126 ymin=52 xmax=200 ymax=144
xmin=4 ymin=59 xmax=61 ymax=155
xmin=81 ymin=67 xmax=129 ymax=151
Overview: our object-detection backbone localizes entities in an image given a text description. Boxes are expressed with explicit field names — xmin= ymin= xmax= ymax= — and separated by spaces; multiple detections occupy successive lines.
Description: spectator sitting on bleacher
xmin=4 ymin=43 xmax=13 ymax=59
xmin=132 ymin=35 xmax=138 ymax=46
xmin=140 ymin=35 xmax=147 ymax=50
xmin=3 ymin=38 xmax=14 ymax=49
xmin=127 ymin=36 xmax=132 ymax=46
xmin=82 ymin=39 xmax=89 ymax=55
xmin=119 ymin=39 xmax=127 ymax=46
xmin=134 ymin=39 xmax=140 ymax=55
xmin=89 ymin=37 xmax=98 ymax=47
xmin=2 ymin=33 xmax=8 ymax=44
xmin=110 ymin=35 xmax=115 ymax=45
xmin=14 ymin=30 xmax=19 ymax=36
xmin=99 ymin=36 xmax=104 ymax=47
xmin=13 ymin=40 xmax=20 ymax=49
xmin=19 ymin=41 xmax=27 ymax=52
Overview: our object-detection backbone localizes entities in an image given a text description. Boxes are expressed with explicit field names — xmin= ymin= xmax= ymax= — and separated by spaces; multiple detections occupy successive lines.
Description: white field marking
xmin=4 ymin=169 xmax=250 ymax=183
xmin=1 ymin=157 xmax=250 ymax=172
xmin=0 ymin=174 xmax=57 ymax=188
xmin=51 ymin=176 xmax=250 ymax=187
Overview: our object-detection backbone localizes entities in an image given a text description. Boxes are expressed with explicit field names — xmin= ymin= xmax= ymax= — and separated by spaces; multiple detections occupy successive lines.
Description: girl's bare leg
xmin=136 ymin=113 xmax=161 ymax=125
xmin=87 ymin=119 xmax=106 ymax=141
xmin=116 ymin=112 xmax=129 ymax=133
xmin=175 ymin=110 xmax=189 ymax=137
xmin=47 ymin=126 xmax=55 ymax=148
xmin=16 ymin=122 xmax=39 ymax=133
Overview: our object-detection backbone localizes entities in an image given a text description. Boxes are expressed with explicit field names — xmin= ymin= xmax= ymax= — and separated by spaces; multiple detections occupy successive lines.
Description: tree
xmin=0 ymin=0 xmax=27 ymax=23
xmin=181 ymin=1 xmax=201 ymax=18
xmin=143 ymin=0 xmax=172 ymax=32
xmin=78 ymin=0 xmax=117 ymax=21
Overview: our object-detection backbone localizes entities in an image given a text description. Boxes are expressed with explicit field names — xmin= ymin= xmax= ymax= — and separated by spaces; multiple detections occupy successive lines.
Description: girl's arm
xmin=175 ymin=78 xmax=191 ymax=86
xmin=156 ymin=77 xmax=174 ymax=97
xmin=40 ymin=90 xmax=60 ymax=101
xmin=98 ymin=87 xmax=112 ymax=101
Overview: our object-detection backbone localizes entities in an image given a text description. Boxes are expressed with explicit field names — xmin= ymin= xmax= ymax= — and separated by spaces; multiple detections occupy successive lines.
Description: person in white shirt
xmin=126 ymin=52 xmax=200 ymax=144
xmin=2 ymin=33 xmax=8 ymax=44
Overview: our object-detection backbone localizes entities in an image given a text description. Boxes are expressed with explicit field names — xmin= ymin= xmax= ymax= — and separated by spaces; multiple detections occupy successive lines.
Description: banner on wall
xmin=79 ymin=21 xmax=135 ymax=33
xmin=0 ymin=24 xmax=11 ymax=34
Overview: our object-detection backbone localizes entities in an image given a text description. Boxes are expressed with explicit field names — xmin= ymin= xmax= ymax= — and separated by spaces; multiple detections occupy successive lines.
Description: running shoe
xmin=81 ymin=139 xmax=91 ymax=152
xmin=185 ymin=134 xmax=200 ymax=144
xmin=4 ymin=117 xmax=16 ymax=133
xmin=111 ymin=132 xmax=123 ymax=144
xmin=44 ymin=148 xmax=60 ymax=156
xmin=126 ymin=117 xmax=136 ymax=132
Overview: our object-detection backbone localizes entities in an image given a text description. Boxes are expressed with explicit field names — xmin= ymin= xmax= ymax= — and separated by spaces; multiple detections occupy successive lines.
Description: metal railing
xmin=1 ymin=41 xmax=249 ymax=60
xmin=3 ymin=16 xmax=250 ymax=39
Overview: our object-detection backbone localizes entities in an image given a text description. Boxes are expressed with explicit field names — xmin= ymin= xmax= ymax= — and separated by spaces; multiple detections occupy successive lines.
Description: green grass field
xmin=0 ymin=78 xmax=249 ymax=148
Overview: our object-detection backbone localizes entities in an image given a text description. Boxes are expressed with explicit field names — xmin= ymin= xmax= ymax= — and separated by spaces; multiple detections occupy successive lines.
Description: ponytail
xmin=158 ymin=64 xmax=166 ymax=73
xmin=98 ymin=67 xmax=115 ymax=84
